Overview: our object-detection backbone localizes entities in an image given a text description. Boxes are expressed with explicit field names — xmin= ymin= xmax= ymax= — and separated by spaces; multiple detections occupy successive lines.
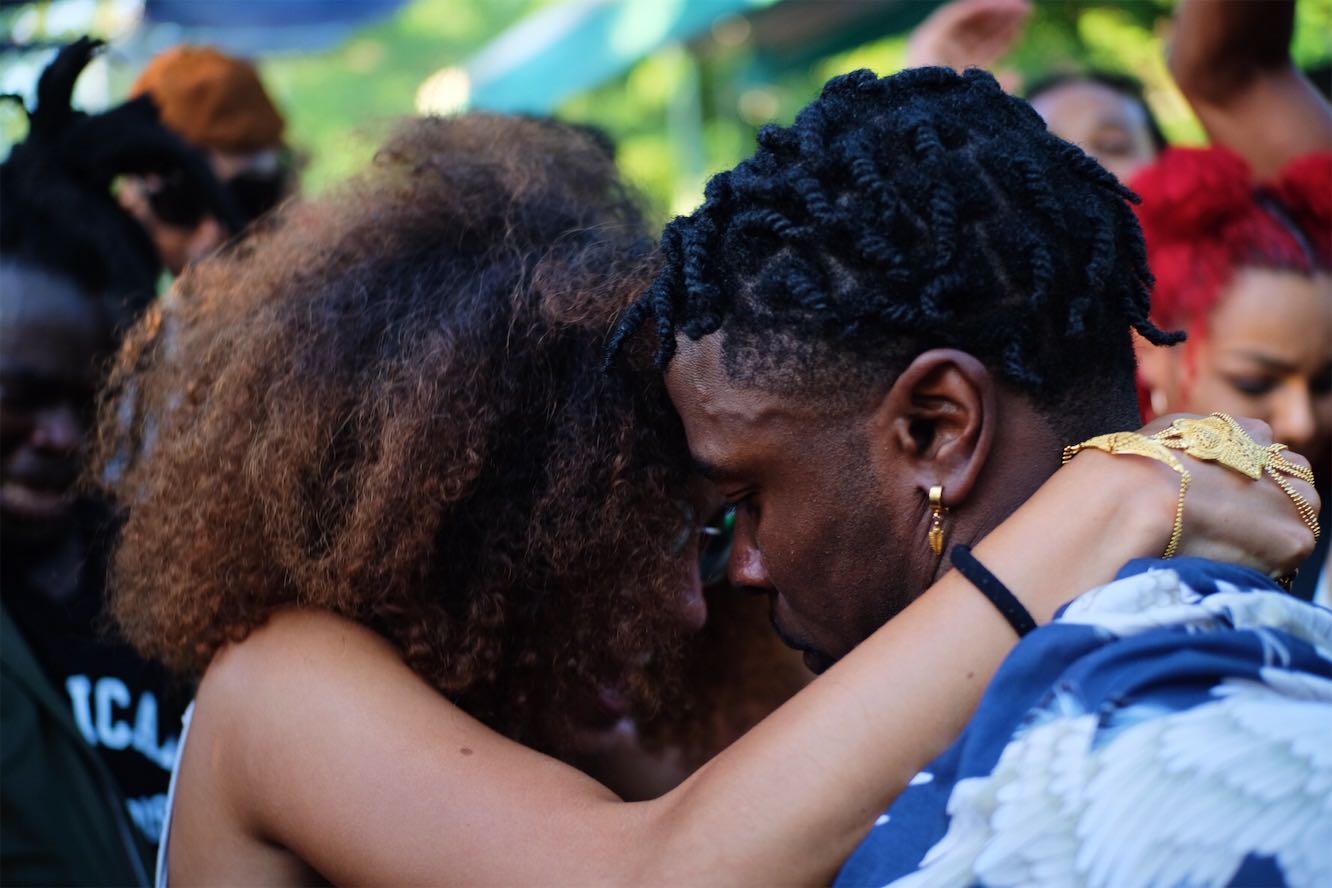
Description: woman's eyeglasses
xmin=673 ymin=501 xmax=737 ymax=587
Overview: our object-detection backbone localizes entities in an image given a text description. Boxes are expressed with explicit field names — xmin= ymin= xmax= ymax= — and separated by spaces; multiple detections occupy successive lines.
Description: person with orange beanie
xmin=118 ymin=45 xmax=293 ymax=276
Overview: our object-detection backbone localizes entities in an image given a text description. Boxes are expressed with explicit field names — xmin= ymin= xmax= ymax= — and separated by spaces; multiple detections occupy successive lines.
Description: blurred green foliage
xmin=3 ymin=0 xmax=1329 ymax=217
xmin=258 ymin=0 xmax=546 ymax=193
xmin=556 ymin=0 xmax=1330 ymax=221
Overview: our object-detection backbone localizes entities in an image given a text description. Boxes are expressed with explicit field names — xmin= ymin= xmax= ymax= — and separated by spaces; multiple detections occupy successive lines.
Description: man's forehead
xmin=666 ymin=333 xmax=782 ymax=421
xmin=665 ymin=332 xmax=832 ymax=468
xmin=665 ymin=336 xmax=745 ymax=461
xmin=668 ymin=333 xmax=833 ymax=415
xmin=666 ymin=333 xmax=725 ymax=403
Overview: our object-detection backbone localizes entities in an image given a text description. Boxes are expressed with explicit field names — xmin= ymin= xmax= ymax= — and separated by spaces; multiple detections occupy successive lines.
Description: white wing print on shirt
xmin=891 ymin=669 xmax=1332 ymax=888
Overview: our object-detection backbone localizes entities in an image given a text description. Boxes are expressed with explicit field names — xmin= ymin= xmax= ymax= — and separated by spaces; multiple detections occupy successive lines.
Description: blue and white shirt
xmin=836 ymin=558 xmax=1332 ymax=888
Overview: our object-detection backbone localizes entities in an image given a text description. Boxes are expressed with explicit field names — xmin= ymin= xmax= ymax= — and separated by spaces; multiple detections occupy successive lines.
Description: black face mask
xmin=145 ymin=164 xmax=287 ymax=230
xmin=143 ymin=170 xmax=210 ymax=228
xmin=226 ymin=170 xmax=286 ymax=224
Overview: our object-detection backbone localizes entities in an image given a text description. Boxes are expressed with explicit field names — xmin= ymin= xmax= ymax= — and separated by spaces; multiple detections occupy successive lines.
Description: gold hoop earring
xmin=1150 ymin=388 xmax=1168 ymax=417
xmin=928 ymin=485 xmax=948 ymax=556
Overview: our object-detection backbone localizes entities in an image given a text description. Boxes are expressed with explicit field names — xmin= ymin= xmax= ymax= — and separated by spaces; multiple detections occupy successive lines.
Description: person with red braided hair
xmin=1133 ymin=147 xmax=1332 ymax=602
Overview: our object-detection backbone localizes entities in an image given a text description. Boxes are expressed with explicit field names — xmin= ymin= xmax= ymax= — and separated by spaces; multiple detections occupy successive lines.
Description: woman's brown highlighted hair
xmin=96 ymin=114 xmax=693 ymax=752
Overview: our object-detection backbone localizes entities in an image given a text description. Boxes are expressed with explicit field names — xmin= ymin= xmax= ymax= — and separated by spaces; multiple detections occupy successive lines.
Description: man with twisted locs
xmin=610 ymin=67 xmax=1331 ymax=886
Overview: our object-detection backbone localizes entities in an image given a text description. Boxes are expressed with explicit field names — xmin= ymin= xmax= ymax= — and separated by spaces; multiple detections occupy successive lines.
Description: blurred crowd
xmin=1 ymin=0 xmax=1328 ymax=885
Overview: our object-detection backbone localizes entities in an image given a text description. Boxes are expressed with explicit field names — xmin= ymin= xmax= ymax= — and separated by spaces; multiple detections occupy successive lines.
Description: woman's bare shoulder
xmin=171 ymin=610 xmax=438 ymax=883
xmin=196 ymin=607 xmax=453 ymax=747
xmin=191 ymin=609 xmax=449 ymax=809
xmin=181 ymin=608 xmax=633 ymax=884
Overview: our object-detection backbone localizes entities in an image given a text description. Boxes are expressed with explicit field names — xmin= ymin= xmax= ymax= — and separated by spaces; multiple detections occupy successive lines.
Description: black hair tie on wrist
xmin=950 ymin=544 xmax=1037 ymax=638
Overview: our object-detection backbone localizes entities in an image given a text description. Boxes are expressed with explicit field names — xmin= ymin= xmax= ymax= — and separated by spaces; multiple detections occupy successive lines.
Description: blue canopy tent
xmin=462 ymin=0 xmax=946 ymax=114
xmin=465 ymin=0 xmax=777 ymax=114
xmin=136 ymin=0 xmax=413 ymax=56
xmin=447 ymin=0 xmax=945 ymax=211
xmin=0 ymin=0 xmax=411 ymax=58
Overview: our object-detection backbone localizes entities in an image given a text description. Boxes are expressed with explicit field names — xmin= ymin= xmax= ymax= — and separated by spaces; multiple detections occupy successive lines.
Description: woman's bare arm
xmin=1170 ymin=0 xmax=1332 ymax=177
xmin=187 ymin=435 xmax=1316 ymax=885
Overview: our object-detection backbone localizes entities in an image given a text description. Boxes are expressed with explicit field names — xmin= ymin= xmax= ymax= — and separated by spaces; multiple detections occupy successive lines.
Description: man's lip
xmin=4 ymin=466 xmax=78 ymax=490
xmin=0 ymin=481 xmax=75 ymax=520
xmin=768 ymin=605 xmax=834 ymax=673
xmin=571 ymin=684 xmax=633 ymax=733
xmin=596 ymin=686 xmax=631 ymax=720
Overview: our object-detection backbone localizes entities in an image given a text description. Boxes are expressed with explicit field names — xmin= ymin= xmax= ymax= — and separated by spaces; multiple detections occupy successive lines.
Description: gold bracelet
xmin=1062 ymin=432 xmax=1190 ymax=559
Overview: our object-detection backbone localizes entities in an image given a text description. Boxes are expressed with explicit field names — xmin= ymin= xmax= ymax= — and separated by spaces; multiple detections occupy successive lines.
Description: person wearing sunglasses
xmin=118 ymin=44 xmax=293 ymax=277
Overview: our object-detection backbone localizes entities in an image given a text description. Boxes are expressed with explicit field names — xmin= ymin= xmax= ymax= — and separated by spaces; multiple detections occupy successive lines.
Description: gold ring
xmin=1064 ymin=414 xmax=1322 ymax=560
xmin=1265 ymin=443 xmax=1317 ymax=484
xmin=1265 ymin=466 xmax=1321 ymax=541
xmin=1151 ymin=414 xmax=1320 ymax=540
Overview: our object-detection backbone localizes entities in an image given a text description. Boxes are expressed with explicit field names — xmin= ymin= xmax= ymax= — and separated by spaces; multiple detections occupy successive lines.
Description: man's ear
xmin=869 ymin=349 xmax=995 ymax=506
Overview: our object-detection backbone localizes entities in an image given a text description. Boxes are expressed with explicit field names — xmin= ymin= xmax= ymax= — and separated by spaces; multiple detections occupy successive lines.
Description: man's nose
xmin=31 ymin=403 xmax=85 ymax=455
xmin=727 ymin=515 xmax=771 ymax=591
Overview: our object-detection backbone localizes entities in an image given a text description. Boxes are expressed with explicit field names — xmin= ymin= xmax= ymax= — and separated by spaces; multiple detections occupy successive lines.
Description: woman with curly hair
xmin=1133 ymin=148 xmax=1331 ymax=601
xmin=98 ymin=113 xmax=1309 ymax=885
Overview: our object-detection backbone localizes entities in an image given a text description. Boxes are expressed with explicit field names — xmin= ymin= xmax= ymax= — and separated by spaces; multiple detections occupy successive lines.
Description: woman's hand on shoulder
xmin=1149 ymin=414 xmax=1318 ymax=574
xmin=1066 ymin=414 xmax=1318 ymax=578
